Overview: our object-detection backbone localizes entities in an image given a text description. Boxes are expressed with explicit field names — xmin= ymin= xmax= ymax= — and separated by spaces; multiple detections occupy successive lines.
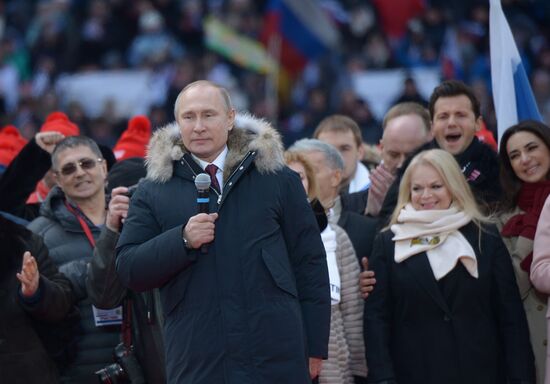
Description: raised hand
xmin=365 ymin=164 xmax=395 ymax=216
xmin=106 ymin=186 xmax=131 ymax=232
xmin=17 ymin=251 xmax=40 ymax=297
xmin=35 ymin=131 xmax=65 ymax=154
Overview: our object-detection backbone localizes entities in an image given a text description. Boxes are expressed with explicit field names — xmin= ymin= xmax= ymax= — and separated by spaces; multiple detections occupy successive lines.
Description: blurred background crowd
xmin=0 ymin=0 xmax=549 ymax=149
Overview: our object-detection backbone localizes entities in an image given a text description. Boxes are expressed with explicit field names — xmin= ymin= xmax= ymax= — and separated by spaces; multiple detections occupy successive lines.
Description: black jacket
xmin=86 ymin=226 xmax=166 ymax=384
xmin=0 ymin=138 xmax=51 ymax=220
xmin=365 ymin=222 xmax=535 ymax=384
xmin=0 ymin=215 xmax=75 ymax=383
xmin=27 ymin=187 xmax=120 ymax=384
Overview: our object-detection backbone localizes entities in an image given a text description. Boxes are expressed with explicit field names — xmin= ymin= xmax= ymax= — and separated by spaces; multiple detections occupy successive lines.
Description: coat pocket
xmin=261 ymin=248 xmax=298 ymax=298
xmin=160 ymin=267 xmax=193 ymax=316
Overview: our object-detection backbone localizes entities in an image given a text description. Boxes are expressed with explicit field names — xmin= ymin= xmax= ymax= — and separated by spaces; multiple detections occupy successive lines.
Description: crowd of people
xmin=1 ymin=0 xmax=550 ymax=146
xmin=1 ymin=1 xmax=550 ymax=384
xmin=1 ymin=74 xmax=550 ymax=384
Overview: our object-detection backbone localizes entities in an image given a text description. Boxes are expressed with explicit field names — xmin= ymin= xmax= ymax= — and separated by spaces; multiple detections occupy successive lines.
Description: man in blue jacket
xmin=116 ymin=80 xmax=331 ymax=384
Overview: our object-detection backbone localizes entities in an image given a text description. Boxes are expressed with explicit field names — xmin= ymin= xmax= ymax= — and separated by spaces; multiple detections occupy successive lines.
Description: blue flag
xmin=489 ymin=0 xmax=543 ymax=143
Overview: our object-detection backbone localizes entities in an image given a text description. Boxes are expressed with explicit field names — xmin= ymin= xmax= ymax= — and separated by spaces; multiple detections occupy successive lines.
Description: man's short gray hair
xmin=51 ymin=136 xmax=103 ymax=170
xmin=288 ymin=138 xmax=344 ymax=171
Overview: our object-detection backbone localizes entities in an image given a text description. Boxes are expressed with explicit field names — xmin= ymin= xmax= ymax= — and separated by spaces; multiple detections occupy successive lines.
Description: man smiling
xmin=379 ymin=80 xmax=502 ymax=217
xmin=28 ymin=136 xmax=121 ymax=383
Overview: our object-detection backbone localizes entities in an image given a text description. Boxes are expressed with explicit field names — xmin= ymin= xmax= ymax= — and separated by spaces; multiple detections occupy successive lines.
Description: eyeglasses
xmin=57 ymin=158 xmax=104 ymax=176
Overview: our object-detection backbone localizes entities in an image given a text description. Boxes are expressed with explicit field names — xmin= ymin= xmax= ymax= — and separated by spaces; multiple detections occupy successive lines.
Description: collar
xmin=192 ymin=146 xmax=228 ymax=173
xmin=348 ymin=162 xmax=370 ymax=193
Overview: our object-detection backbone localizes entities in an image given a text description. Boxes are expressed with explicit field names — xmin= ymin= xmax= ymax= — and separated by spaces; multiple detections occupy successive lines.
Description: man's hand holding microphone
xmin=182 ymin=173 xmax=218 ymax=251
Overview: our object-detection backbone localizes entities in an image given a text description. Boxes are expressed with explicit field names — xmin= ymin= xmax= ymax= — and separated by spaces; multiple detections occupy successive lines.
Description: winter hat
xmin=113 ymin=115 xmax=152 ymax=161
xmin=0 ymin=125 xmax=28 ymax=167
xmin=40 ymin=111 xmax=80 ymax=137
xmin=106 ymin=157 xmax=146 ymax=194
xmin=475 ymin=121 xmax=497 ymax=152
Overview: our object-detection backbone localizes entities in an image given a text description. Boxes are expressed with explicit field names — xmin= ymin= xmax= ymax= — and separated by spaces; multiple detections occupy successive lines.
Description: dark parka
xmin=0 ymin=215 xmax=75 ymax=383
xmin=364 ymin=222 xmax=535 ymax=384
xmin=27 ymin=187 xmax=121 ymax=384
xmin=116 ymin=114 xmax=331 ymax=384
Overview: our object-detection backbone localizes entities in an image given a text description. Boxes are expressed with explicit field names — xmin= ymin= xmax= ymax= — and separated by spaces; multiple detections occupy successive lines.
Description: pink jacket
xmin=532 ymin=195 xmax=550 ymax=299
xmin=531 ymin=195 xmax=550 ymax=384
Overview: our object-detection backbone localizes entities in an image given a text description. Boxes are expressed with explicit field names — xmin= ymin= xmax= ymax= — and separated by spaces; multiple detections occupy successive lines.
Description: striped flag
xmin=489 ymin=0 xmax=543 ymax=143
xmin=261 ymin=0 xmax=340 ymax=75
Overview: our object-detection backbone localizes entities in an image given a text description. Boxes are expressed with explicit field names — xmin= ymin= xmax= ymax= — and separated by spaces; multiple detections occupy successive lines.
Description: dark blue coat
xmin=116 ymin=118 xmax=331 ymax=384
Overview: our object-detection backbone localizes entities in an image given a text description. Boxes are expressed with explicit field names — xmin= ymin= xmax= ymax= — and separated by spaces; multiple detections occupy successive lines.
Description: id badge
xmin=92 ymin=305 xmax=123 ymax=327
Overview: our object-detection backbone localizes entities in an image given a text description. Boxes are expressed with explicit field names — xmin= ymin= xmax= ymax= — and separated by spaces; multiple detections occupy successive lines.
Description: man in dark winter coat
xmin=86 ymin=158 xmax=166 ymax=384
xmin=379 ymin=80 xmax=502 ymax=219
xmin=116 ymin=80 xmax=331 ymax=384
xmin=0 ymin=214 xmax=75 ymax=383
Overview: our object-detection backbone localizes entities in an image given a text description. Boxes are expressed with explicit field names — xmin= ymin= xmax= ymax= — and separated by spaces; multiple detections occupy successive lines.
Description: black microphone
xmin=194 ymin=173 xmax=211 ymax=254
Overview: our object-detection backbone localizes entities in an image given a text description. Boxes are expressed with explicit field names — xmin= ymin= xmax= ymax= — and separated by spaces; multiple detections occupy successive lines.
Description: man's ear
xmin=227 ymin=109 xmax=236 ymax=131
xmin=358 ymin=142 xmax=365 ymax=159
xmin=332 ymin=169 xmax=343 ymax=188
xmin=474 ymin=115 xmax=483 ymax=132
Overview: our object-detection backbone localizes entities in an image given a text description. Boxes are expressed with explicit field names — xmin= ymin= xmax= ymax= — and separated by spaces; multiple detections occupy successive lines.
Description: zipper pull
xmin=217 ymin=194 xmax=222 ymax=205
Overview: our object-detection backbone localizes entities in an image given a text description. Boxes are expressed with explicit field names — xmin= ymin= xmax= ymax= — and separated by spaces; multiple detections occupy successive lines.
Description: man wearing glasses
xmin=28 ymin=136 xmax=121 ymax=384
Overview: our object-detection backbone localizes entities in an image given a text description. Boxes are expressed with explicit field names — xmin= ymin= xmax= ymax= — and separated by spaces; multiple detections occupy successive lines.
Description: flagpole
xmin=266 ymin=33 xmax=281 ymax=127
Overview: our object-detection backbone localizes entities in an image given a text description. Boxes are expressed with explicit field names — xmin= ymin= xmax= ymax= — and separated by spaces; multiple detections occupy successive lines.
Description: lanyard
xmin=64 ymin=201 xmax=96 ymax=248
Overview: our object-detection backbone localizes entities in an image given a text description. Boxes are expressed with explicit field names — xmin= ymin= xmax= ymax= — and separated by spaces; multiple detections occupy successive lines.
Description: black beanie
xmin=106 ymin=157 xmax=146 ymax=194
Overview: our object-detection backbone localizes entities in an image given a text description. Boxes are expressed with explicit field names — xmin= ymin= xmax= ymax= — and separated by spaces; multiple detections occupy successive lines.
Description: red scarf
xmin=501 ymin=180 xmax=550 ymax=273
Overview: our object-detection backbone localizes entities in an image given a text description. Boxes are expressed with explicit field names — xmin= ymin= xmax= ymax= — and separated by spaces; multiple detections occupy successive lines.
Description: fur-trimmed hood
xmin=146 ymin=113 xmax=285 ymax=183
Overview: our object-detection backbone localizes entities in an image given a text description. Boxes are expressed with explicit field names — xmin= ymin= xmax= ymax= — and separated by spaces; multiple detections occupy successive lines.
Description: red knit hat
xmin=40 ymin=111 xmax=80 ymax=137
xmin=475 ymin=121 xmax=497 ymax=152
xmin=0 ymin=125 xmax=28 ymax=167
xmin=113 ymin=115 xmax=152 ymax=161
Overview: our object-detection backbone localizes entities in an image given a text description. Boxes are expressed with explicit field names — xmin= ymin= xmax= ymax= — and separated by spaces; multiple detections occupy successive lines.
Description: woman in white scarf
xmin=364 ymin=149 xmax=534 ymax=384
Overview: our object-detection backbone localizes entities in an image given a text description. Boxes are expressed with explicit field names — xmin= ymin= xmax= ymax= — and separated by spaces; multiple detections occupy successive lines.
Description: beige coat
xmin=532 ymin=196 xmax=550 ymax=384
xmin=498 ymin=208 xmax=547 ymax=384
xmin=319 ymin=225 xmax=368 ymax=384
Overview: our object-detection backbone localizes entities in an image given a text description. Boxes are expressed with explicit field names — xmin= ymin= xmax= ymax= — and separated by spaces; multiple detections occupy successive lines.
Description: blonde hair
xmin=284 ymin=151 xmax=317 ymax=200
xmin=388 ymin=149 xmax=489 ymax=227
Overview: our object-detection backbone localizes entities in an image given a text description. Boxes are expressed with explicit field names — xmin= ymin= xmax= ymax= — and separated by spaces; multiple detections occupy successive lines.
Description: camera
xmin=95 ymin=343 xmax=145 ymax=384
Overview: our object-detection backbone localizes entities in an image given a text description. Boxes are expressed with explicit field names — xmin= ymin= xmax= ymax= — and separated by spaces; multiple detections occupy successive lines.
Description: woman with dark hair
xmin=497 ymin=120 xmax=550 ymax=384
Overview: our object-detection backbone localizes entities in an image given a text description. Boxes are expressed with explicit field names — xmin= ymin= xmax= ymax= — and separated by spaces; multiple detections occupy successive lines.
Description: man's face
xmin=431 ymin=95 xmax=481 ymax=155
xmin=381 ymin=114 xmax=431 ymax=173
xmin=302 ymin=150 xmax=342 ymax=206
xmin=53 ymin=145 xmax=107 ymax=202
xmin=316 ymin=130 xmax=362 ymax=184
xmin=176 ymin=84 xmax=235 ymax=162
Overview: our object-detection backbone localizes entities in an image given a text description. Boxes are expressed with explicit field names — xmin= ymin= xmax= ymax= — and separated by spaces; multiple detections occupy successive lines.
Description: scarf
xmin=392 ymin=204 xmax=477 ymax=280
xmin=501 ymin=180 xmax=550 ymax=273
xmin=321 ymin=225 xmax=341 ymax=305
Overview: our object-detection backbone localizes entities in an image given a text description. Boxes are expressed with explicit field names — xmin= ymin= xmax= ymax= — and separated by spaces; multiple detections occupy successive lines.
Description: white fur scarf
xmin=391 ymin=204 xmax=478 ymax=280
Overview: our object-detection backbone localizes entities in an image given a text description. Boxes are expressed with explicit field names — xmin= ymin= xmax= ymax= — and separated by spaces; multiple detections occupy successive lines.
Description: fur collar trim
xmin=145 ymin=113 xmax=285 ymax=183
